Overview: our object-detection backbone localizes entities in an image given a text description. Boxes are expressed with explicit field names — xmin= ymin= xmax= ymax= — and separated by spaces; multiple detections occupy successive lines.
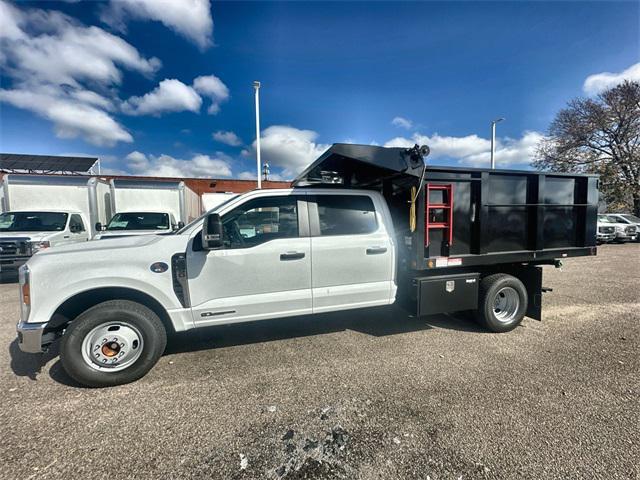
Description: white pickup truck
xmin=16 ymin=144 xmax=599 ymax=388
xmin=0 ymin=210 xmax=90 ymax=272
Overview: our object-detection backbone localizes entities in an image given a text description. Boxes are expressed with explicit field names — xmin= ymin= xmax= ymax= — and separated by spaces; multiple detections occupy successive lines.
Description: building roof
xmin=0 ymin=153 xmax=98 ymax=173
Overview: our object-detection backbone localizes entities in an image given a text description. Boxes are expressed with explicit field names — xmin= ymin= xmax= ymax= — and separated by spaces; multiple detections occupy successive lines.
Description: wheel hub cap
xmin=81 ymin=322 xmax=144 ymax=372
xmin=493 ymin=287 xmax=520 ymax=323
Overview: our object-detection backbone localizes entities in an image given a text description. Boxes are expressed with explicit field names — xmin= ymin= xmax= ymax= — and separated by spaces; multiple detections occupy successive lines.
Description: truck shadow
xmin=165 ymin=306 xmax=487 ymax=355
xmin=8 ymin=306 xmax=485 ymax=387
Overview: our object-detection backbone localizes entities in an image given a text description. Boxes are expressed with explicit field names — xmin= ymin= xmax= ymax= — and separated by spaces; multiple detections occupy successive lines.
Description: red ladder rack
xmin=425 ymin=183 xmax=454 ymax=247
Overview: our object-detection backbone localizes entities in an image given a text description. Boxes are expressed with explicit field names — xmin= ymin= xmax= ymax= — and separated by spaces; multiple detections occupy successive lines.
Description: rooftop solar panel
xmin=0 ymin=153 xmax=98 ymax=173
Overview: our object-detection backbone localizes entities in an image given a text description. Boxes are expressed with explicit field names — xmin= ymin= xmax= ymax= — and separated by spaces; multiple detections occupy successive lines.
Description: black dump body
xmin=294 ymin=143 xmax=598 ymax=271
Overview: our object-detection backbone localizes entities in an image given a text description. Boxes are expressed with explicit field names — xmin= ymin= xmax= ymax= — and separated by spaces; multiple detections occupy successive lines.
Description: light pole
xmin=253 ymin=81 xmax=262 ymax=189
xmin=490 ymin=117 xmax=504 ymax=169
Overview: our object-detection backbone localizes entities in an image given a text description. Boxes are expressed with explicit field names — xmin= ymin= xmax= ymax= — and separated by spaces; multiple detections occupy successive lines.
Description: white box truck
xmin=0 ymin=174 xmax=110 ymax=272
xmin=95 ymin=179 xmax=200 ymax=239
xmin=201 ymin=192 xmax=238 ymax=212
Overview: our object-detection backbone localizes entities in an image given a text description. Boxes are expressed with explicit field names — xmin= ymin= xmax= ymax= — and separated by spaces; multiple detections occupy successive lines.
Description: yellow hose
xmin=409 ymin=186 xmax=416 ymax=232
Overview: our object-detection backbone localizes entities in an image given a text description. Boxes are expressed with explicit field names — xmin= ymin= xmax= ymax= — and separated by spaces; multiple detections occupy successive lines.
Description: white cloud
xmin=384 ymin=131 xmax=543 ymax=167
xmin=101 ymin=0 xmax=213 ymax=49
xmin=193 ymin=75 xmax=229 ymax=114
xmin=237 ymin=171 xmax=256 ymax=180
xmin=0 ymin=1 xmax=160 ymax=88
xmin=460 ymin=131 xmax=544 ymax=167
xmin=0 ymin=87 xmax=132 ymax=146
xmin=213 ymin=130 xmax=242 ymax=146
xmin=391 ymin=116 xmax=413 ymax=130
xmin=583 ymin=62 xmax=640 ymax=95
xmin=0 ymin=0 xmax=161 ymax=146
xmin=124 ymin=151 xmax=233 ymax=178
xmin=245 ymin=125 xmax=330 ymax=179
xmin=385 ymin=133 xmax=490 ymax=159
xmin=122 ymin=79 xmax=202 ymax=116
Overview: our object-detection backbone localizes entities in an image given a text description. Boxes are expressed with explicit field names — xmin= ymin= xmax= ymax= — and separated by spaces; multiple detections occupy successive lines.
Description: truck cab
xmin=0 ymin=210 xmax=89 ymax=272
xmin=94 ymin=211 xmax=180 ymax=239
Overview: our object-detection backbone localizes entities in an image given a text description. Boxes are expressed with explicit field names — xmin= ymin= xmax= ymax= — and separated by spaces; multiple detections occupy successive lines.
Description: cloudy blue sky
xmin=0 ymin=0 xmax=638 ymax=180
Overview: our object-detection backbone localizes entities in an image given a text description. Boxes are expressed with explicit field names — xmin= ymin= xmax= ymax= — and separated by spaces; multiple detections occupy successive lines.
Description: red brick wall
xmin=0 ymin=171 xmax=291 ymax=195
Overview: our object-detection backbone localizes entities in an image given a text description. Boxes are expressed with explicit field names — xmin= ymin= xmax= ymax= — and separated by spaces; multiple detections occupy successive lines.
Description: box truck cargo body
xmin=96 ymin=179 xmax=200 ymax=238
xmin=201 ymin=192 xmax=238 ymax=212
xmin=0 ymin=174 xmax=110 ymax=271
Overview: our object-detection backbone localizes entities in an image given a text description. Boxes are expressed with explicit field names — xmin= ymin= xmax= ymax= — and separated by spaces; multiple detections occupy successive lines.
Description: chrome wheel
xmin=493 ymin=287 xmax=520 ymax=323
xmin=81 ymin=322 xmax=144 ymax=372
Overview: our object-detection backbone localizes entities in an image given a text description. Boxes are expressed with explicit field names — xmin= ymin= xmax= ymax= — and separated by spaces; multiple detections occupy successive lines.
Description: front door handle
xmin=280 ymin=252 xmax=305 ymax=261
xmin=63 ymin=235 xmax=70 ymax=239
xmin=366 ymin=247 xmax=387 ymax=255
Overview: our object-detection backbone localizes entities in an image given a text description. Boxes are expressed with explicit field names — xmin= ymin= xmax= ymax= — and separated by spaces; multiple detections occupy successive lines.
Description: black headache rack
xmin=293 ymin=143 xmax=599 ymax=272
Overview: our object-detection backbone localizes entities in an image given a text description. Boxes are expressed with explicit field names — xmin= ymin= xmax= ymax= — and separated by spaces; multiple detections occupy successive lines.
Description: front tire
xmin=60 ymin=300 xmax=167 ymax=387
xmin=477 ymin=273 xmax=528 ymax=333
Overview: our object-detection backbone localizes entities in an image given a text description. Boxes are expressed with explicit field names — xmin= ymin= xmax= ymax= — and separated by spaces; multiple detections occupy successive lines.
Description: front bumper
xmin=614 ymin=232 xmax=638 ymax=241
xmin=0 ymin=256 xmax=30 ymax=272
xmin=16 ymin=321 xmax=48 ymax=353
xmin=596 ymin=233 xmax=615 ymax=242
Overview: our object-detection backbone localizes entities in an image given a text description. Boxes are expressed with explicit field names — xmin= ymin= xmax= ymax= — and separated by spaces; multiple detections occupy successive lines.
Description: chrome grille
xmin=598 ymin=226 xmax=614 ymax=234
xmin=625 ymin=226 xmax=637 ymax=234
xmin=0 ymin=240 xmax=29 ymax=256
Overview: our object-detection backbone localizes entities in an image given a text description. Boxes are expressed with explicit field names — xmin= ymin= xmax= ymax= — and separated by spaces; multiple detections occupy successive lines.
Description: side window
xmin=316 ymin=195 xmax=377 ymax=236
xmin=222 ymin=196 xmax=298 ymax=249
xmin=69 ymin=214 xmax=85 ymax=232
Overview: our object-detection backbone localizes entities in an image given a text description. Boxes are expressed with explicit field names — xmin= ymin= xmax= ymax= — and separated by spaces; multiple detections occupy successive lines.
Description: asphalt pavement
xmin=1 ymin=243 xmax=638 ymax=479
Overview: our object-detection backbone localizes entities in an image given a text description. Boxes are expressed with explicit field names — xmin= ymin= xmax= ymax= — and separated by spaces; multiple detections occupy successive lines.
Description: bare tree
xmin=534 ymin=80 xmax=640 ymax=215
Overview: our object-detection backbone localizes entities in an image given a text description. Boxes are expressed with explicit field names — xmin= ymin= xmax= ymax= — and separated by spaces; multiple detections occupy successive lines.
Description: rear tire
xmin=477 ymin=273 xmax=528 ymax=333
xmin=60 ymin=300 xmax=167 ymax=387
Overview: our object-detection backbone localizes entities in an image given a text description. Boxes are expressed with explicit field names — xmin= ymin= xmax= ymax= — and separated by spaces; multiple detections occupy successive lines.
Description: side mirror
xmin=201 ymin=213 xmax=223 ymax=250
xmin=177 ymin=221 xmax=185 ymax=229
xmin=95 ymin=222 xmax=103 ymax=231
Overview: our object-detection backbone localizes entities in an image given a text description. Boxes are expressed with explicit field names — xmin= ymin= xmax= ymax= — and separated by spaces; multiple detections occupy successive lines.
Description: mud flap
xmin=517 ymin=266 xmax=543 ymax=321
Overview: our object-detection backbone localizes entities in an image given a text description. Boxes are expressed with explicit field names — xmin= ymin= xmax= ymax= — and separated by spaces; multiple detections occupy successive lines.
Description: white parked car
xmin=0 ymin=210 xmax=90 ymax=272
xmin=597 ymin=214 xmax=638 ymax=243
xmin=602 ymin=213 xmax=640 ymax=242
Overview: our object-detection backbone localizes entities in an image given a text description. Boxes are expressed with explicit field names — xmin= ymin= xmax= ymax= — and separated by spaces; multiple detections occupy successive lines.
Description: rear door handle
xmin=366 ymin=247 xmax=387 ymax=255
xmin=63 ymin=236 xmax=70 ymax=239
xmin=280 ymin=252 xmax=305 ymax=261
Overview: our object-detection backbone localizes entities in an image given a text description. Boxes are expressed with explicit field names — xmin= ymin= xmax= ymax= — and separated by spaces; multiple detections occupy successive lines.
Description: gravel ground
xmin=1 ymin=244 xmax=639 ymax=480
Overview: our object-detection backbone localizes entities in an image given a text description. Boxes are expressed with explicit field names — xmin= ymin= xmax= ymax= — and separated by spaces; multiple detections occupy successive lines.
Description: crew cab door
xmin=308 ymin=193 xmax=395 ymax=313
xmin=186 ymin=193 xmax=312 ymax=325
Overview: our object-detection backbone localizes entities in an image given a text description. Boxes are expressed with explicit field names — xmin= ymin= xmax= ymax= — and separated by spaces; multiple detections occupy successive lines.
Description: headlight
xmin=19 ymin=265 xmax=31 ymax=321
xmin=29 ymin=240 xmax=50 ymax=253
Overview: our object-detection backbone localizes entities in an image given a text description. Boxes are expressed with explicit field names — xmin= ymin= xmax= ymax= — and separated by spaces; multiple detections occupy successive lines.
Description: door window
xmin=69 ymin=214 xmax=86 ymax=233
xmin=315 ymin=195 xmax=377 ymax=236
xmin=222 ymin=196 xmax=299 ymax=249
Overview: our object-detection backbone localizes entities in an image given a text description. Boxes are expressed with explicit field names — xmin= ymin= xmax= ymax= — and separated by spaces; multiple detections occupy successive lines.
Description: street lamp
xmin=490 ymin=117 xmax=504 ymax=170
xmin=253 ymin=81 xmax=262 ymax=189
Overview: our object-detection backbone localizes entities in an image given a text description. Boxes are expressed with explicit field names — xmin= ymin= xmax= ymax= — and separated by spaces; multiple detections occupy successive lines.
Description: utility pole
xmin=490 ymin=117 xmax=504 ymax=169
xmin=253 ymin=81 xmax=262 ymax=189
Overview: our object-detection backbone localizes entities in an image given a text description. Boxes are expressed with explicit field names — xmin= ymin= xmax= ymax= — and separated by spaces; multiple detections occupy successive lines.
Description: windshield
xmin=598 ymin=215 xmax=620 ymax=224
xmin=621 ymin=214 xmax=640 ymax=223
xmin=175 ymin=194 xmax=239 ymax=234
xmin=106 ymin=212 xmax=170 ymax=231
xmin=0 ymin=212 xmax=68 ymax=232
